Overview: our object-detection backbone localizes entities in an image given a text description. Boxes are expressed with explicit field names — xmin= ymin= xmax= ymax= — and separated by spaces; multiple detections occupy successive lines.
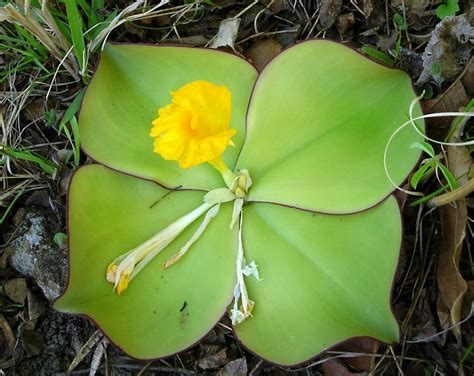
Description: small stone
xmin=7 ymin=207 xmax=67 ymax=301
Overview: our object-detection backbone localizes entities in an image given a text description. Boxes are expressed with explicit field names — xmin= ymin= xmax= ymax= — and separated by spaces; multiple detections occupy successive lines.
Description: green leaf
xmin=63 ymin=89 xmax=86 ymax=126
xmin=360 ymin=46 xmax=395 ymax=66
xmin=237 ymin=41 xmax=423 ymax=214
xmin=234 ymin=197 xmax=401 ymax=365
xmin=437 ymin=162 xmax=459 ymax=190
xmin=393 ymin=13 xmax=407 ymax=31
xmin=64 ymin=0 xmax=86 ymax=73
xmin=70 ymin=116 xmax=81 ymax=166
xmin=436 ymin=0 xmax=459 ymax=19
xmin=421 ymin=83 xmax=434 ymax=100
xmin=54 ymin=165 xmax=238 ymax=358
xmin=53 ymin=232 xmax=68 ymax=248
xmin=57 ymin=89 xmax=83 ymax=166
xmin=0 ymin=145 xmax=56 ymax=175
xmin=79 ymin=44 xmax=257 ymax=191
xmin=410 ymin=161 xmax=435 ymax=189
xmin=56 ymin=42 xmax=422 ymax=364
xmin=410 ymin=141 xmax=435 ymax=158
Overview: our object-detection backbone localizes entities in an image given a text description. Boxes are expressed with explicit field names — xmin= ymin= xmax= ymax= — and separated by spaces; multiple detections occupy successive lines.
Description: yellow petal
xmin=150 ymin=80 xmax=235 ymax=169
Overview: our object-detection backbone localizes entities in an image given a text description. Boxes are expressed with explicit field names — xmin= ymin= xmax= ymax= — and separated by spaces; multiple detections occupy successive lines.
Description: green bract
xmin=54 ymin=40 xmax=423 ymax=365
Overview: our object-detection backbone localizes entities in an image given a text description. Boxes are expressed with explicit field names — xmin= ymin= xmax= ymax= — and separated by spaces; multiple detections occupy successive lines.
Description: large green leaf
xmin=237 ymin=40 xmax=423 ymax=214
xmin=235 ymin=197 xmax=401 ymax=365
xmin=79 ymin=44 xmax=257 ymax=190
xmin=54 ymin=165 xmax=237 ymax=358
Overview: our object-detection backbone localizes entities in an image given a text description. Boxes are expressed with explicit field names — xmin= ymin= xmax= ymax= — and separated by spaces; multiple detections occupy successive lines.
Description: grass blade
xmin=64 ymin=0 xmax=86 ymax=75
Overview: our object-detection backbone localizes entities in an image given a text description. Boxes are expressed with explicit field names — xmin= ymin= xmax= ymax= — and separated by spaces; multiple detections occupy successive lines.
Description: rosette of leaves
xmin=54 ymin=40 xmax=423 ymax=365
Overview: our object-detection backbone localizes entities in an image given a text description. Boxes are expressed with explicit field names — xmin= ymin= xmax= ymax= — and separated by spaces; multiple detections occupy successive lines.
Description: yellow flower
xmin=150 ymin=80 xmax=235 ymax=169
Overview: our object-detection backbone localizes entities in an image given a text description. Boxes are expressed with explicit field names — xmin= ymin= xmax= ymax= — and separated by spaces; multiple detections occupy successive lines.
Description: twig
xmin=428 ymin=179 xmax=474 ymax=207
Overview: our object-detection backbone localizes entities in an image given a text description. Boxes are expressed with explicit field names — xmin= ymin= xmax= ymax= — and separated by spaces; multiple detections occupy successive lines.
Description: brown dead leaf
xmin=322 ymin=358 xmax=358 ymax=376
xmin=0 ymin=313 xmax=16 ymax=353
xmin=447 ymin=146 xmax=471 ymax=186
xmin=362 ymin=0 xmax=373 ymax=18
xmin=423 ymin=79 xmax=469 ymax=114
xmin=334 ymin=337 xmax=380 ymax=372
xmin=216 ymin=357 xmax=247 ymax=376
xmin=337 ymin=13 xmax=355 ymax=36
xmin=26 ymin=289 xmax=46 ymax=322
xmin=0 ymin=246 xmax=13 ymax=269
xmin=197 ymin=345 xmax=228 ymax=370
xmin=422 ymin=79 xmax=469 ymax=130
xmin=23 ymin=98 xmax=45 ymax=122
xmin=461 ymin=57 xmax=474 ymax=96
xmin=21 ymin=329 xmax=45 ymax=356
xmin=244 ymin=39 xmax=282 ymax=72
xmin=320 ymin=0 xmax=342 ymax=29
xmin=436 ymin=112 xmax=472 ymax=335
xmin=4 ymin=278 xmax=27 ymax=304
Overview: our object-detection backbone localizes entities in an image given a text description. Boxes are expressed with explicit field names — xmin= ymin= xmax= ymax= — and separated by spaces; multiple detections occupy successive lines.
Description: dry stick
xmin=326 ymin=351 xmax=428 ymax=363
xmin=136 ymin=362 xmax=153 ymax=376
xmin=249 ymin=359 xmax=263 ymax=376
xmin=67 ymin=330 xmax=103 ymax=374
xmin=294 ymin=350 xmax=428 ymax=373
xmin=370 ymin=347 xmax=390 ymax=375
xmin=428 ymin=178 xmax=474 ymax=207
xmin=254 ymin=0 xmax=274 ymax=34
xmin=389 ymin=345 xmax=405 ymax=376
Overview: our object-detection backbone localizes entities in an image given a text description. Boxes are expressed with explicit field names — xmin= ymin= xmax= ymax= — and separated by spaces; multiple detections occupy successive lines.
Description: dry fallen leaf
xmin=197 ymin=345 xmax=228 ymax=370
xmin=337 ymin=13 xmax=355 ymax=36
xmin=89 ymin=338 xmax=109 ymax=376
xmin=461 ymin=57 xmax=474 ymax=96
xmin=320 ymin=0 xmax=342 ymax=29
xmin=3 ymin=278 xmax=27 ymax=304
xmin=67 ymin=330 xmax=103 ymax=373
xmin=216 ymin=357 xmax=247 ymax=376
xmin=244 ymin=39 xmax=282 ymax=72
xmin=26 ymin=289 xmax=46 ymax=322
xmin=322 ymin=358 xmax=358 ymax=376
xmin=417 ymin=13 xmax=473 ymax=85
xmin=210 ymin=18 xmax=240 ymax=50
xmin=0 ymin=313 xmax=16 ymax=353
xmin=436 ymin=123 xmax=471 ymax=335
xmin=422 ymin=79 xmax=469 ymax=130
xmin=336 ymin=337 xmax=381 ymax=372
